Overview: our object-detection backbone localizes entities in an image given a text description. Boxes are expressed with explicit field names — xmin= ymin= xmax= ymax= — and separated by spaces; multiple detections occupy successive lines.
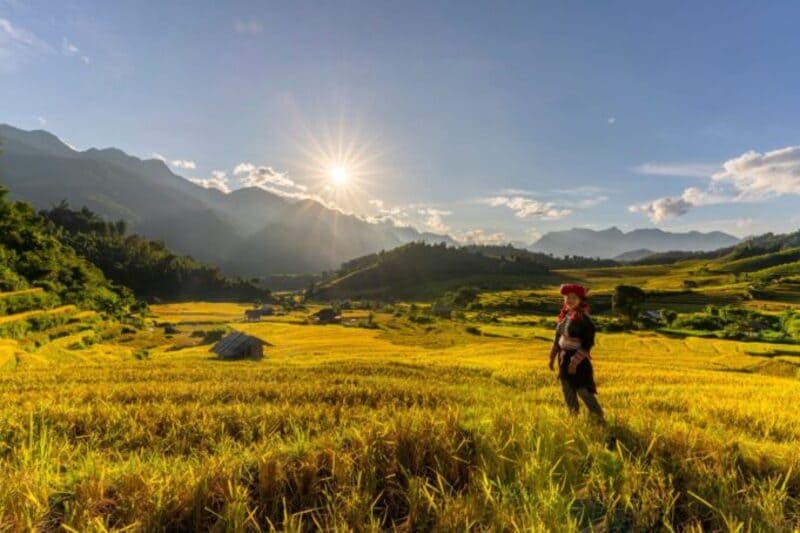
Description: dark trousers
xmin=560 ymin=378 xmax=604 ymax=421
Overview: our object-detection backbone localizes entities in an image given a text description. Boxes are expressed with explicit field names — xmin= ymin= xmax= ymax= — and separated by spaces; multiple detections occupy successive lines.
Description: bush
xmin=203 ymin=327 xmax=228 ymax=344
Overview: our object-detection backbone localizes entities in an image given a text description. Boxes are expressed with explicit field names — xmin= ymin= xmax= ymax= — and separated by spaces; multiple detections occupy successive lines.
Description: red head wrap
xmin=559 ymin=284 xmax=587 ymax=299
xmin=558 ymin=284 xmax=590 ymax=320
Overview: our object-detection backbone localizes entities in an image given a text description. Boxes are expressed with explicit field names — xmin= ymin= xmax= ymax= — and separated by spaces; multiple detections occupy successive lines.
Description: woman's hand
xmin=568 ymin=351 xmax=588 ymax=374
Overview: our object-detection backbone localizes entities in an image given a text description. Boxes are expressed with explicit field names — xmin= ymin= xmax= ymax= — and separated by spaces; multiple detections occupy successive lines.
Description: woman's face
xmin=564 ymin=292 xmax=581 ymax=310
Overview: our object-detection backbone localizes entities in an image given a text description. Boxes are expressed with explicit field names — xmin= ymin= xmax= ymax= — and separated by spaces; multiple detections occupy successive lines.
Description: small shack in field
xmin=244 ymin=305 xmax=276 ymax=321
xmin=212 ymin=332 xmax=265 ymax=360
xmin=312 ymin=307 xmax=341 ymax=324
xmin=244 ymin=309 xmax=262 ymax=321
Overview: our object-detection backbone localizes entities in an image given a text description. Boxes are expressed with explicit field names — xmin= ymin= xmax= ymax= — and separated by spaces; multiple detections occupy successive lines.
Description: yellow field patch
xmin=0 ymin=304 xmax=76 ymax=325
xmin=1 ymin=303 xmax=799 ymax=530
xmin=149 ymin=301 xmax=254 ymax=323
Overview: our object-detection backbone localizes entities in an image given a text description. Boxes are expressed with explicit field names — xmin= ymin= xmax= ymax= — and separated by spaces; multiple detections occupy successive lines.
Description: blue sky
xmin=2 ymin=1 xmax=800 ymax=243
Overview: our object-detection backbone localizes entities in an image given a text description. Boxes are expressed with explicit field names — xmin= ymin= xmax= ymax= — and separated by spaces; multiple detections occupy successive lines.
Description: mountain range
xmin=529 ymin=227 xmax=739 ymax=259
xmin=0 ymin=124 xmax=742 ymax=275
xmin=0 ymin=124 xmax=454 ymax=275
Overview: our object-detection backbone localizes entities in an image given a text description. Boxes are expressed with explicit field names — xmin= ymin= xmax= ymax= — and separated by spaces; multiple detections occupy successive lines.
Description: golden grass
xmin=0 ymin=287 xmax=44 ymax=300
xmin=149 ymin=301 xmax=255 ymax=324
xmin=0 ymin=304 xmax=76 ymax=325
xmin=0 ymin=303 xmax=798 ymax=530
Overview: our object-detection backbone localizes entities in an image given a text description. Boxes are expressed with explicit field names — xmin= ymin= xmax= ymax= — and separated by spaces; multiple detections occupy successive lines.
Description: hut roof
xmin=212 ymin=332 xmax=265 ymax=358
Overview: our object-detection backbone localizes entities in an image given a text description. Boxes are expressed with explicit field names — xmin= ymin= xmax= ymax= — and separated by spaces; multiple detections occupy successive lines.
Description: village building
xmin=212 ymin=332 xmax=266 ymax=360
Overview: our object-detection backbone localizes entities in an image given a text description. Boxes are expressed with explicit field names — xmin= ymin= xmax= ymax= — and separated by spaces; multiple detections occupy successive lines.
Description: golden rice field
xmin=1 ymin=302 xmax=800 ymax=531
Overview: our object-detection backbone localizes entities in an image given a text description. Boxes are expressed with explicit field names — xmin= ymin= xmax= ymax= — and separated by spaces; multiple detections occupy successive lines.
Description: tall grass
xmin=0 ymin=304 xmax=798 ymax=530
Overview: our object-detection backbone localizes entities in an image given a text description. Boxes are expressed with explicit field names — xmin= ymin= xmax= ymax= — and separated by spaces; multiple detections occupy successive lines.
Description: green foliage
xmin=0 ymin=187 xmax=136 ymax=317
xmin=612 ymin=285 xmax=646 ymax=324
xmin=41 ymin=203 xmax=270 ymax=303
xmin=669 ymin=306 xmax=790 ymax=341
xmin=321 ymin=242 xmax=554 ymax=299
xmin=443 ymin=286 xmax=479 ymax=308
xmin=459 ymin=244 xmax=618 ymax=268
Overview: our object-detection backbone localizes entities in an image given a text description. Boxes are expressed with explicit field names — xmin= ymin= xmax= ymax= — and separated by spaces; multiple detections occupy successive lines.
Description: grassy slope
xmin=0 ymin=303 xmax=798 ymax=530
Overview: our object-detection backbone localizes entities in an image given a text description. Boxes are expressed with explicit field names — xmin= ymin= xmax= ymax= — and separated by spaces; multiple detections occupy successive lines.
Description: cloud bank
xmin=630 ymin=145 xmax=800 ymax=223
xmin=485 ymin=196 xmax=571 ymax=219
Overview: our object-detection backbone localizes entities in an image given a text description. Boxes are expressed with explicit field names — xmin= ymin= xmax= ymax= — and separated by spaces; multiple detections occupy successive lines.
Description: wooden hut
xmin=312 ymin=307 xmax=341 ymax=324
xmin=244 ymin=309 xmax=262 ymax=321
xmin=212 ymin=332 xmax=265 ymax=360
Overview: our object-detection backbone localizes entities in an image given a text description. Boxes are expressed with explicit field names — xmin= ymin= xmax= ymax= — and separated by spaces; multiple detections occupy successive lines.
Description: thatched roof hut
xmin=212 ymin=332 xmax=265 ymax=360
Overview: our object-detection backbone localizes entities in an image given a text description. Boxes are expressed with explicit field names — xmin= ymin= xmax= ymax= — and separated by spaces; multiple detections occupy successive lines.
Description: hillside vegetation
xmin=316 ymin=242 xmax=559 ymax=299
xmin=0 ymin=186 xmax=135 ymax=317
xmin=42 ymin=202 xmax=270 ymax=303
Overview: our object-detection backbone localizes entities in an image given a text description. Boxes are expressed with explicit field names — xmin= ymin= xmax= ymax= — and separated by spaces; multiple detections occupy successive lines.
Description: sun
xmin=328 ymin=164 xmax=349 ymax=186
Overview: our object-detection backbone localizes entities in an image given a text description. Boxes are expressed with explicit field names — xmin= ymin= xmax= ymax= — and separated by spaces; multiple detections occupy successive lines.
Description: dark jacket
xmin=551 ymin=313 xmax=597 ymax=393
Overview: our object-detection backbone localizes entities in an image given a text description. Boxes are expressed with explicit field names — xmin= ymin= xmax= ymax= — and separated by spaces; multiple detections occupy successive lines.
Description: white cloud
xmin=485 ymin=196 xmax=571 ymax=219
xmin=366 ymin=201 xmax=455 ymax=235
xmin=607 ymin=116 xmax=616 ymax=125
xmin=633 ymin=162 xmax=720 ymax=178
xmin=418 ymin=207 xmax=451 ymax=234
xmin=629 ymin=197 xmax=692 ymax=223
xmin=233 ymin=163 xmax=307 ymax=192
xmin=711 ymin=146 xmax=800 ymax=200
xmin=576 ymin=195 xmax=608 ymax=208
xmin=61 ymin=37 xmax=78 ymax=56
xmin=365 ymin=199 xmax=415 ymax=227
xmin=552 ymin=185 xmax=609 ymax=196
xmin=630 ymin=145 xmax=800 ymax=223
xmin=187 ymin=170 xmax=230 ymax=193
xmin=233 ymin=18 xmax=262 ymax=35
xmin=81 ymin=55 xmax=89 ymax=64
xmin=0 ymin=17 xmax=52 ymax=67
xmin=151 ymin=154 xmax=197 ymax=171
xmin=35 ymin=115 xmax=46 ymax=126
xmin=457 ymin=229 xmax=509 ymax=245
xmin=170 ymin=159 xmax=196 ymax=170
xmin=58 ymin=136 xmax=77 ymax=150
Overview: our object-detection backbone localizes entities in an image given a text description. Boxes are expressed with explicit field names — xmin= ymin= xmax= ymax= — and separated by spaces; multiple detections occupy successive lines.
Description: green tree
xmin=613 ymin=285 xmax=646 ymax=324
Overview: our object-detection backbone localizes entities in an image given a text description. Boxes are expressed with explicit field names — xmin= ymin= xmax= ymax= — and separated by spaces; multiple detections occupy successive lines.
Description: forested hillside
xmin=0 ymin=186 xmax=135 ymax=316
xmin=632 ymin=229 xmax=800 ymax=265
xmin=317 ymin=242 xmax=558 ymax=298
xmin=41 ymin=203 xmax=271 ymax=302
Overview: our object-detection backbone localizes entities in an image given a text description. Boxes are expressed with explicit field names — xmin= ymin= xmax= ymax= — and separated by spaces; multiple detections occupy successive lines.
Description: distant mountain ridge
xmin=530 ymin=227 xmax=739 ymax=259
xmin=0 ymin=124 xmax=454 ymax=275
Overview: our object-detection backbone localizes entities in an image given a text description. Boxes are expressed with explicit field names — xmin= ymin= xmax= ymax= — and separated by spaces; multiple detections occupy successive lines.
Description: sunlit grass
xmin=0 ymin=303 xmax=798 ymax=530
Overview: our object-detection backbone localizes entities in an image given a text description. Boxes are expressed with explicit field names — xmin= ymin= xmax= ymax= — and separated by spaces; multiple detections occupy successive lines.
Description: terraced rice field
xmin=0 ymin=302 xmax=799 ymax=530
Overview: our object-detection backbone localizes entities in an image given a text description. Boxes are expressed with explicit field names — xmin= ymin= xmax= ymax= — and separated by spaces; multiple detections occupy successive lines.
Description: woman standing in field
xmin=549 ymin=283 xmax=605 ymax=422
